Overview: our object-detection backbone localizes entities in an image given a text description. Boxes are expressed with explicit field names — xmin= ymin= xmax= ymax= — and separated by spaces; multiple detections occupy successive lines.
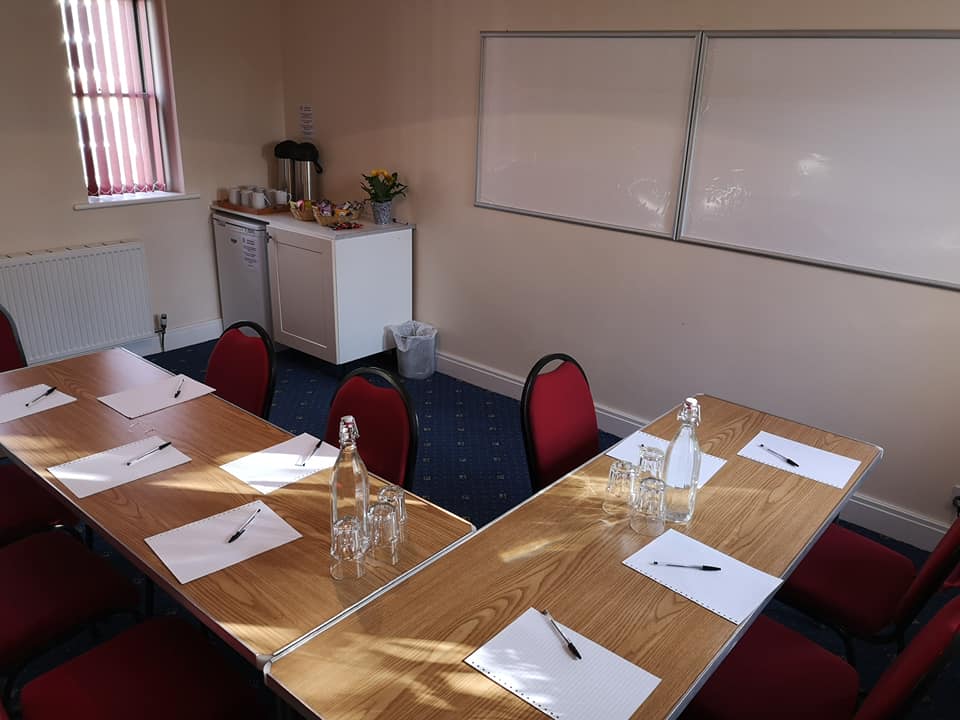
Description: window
xmin=60 ymin=0 xmax=179 ymax=197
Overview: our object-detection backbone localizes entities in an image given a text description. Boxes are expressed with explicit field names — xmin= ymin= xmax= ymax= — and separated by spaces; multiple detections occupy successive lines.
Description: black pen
xmin=25 ymin=386 xmax=57 ymax=407
xmin=227 ymin=507 xmax=261 ymax=543
xmin=759 ymin=443 xmax=799 ymax=468
xmin=540 ymin=609 xmax=582 ymax=660
xmin=173 ymin=377 xmax=185 ymax=398
xmin=295 ymin=439 xmax=323 ymax=467
xmin=652 ymin=562 xmax=722 ymax=571
xmin=125 ymin=441 xmax=172 ymax=467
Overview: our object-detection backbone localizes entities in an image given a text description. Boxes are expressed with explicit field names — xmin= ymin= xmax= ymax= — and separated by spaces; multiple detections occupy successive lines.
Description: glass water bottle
xmin=330 ymin=415 xmax=370 ymax=548
xmin=662 ymin=397 xmax=702 ymax=524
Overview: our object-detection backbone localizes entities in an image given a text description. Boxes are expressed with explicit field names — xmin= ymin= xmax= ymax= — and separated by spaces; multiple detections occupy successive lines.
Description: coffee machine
xmin=274 ymin=141 xmax=323 ymax=202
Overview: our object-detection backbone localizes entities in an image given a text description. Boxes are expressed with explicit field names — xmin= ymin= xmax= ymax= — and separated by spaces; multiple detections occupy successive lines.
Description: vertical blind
xmin=60 ymin=0 xmax=166 ymax=196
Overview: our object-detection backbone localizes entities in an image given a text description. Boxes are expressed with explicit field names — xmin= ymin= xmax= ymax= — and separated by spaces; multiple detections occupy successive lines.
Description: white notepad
xmin=220 ymin=433 xmax=339 ymax=494
xmin=98 ymin=374 xmax=215 ymax=419
xmin=0 ymin=384 xmax=76 ymax=423
xmin=145 ymin=500 xmax=302 ymax=584
xmin=48 ymin=435 xmax=191 ymax=499
xmin=623 ymin=529 xmax=782 ymax=624
xmin=607 ymin=430 xmax=727 ymax=487
xmin=465 ymin=607 xmax=660 ymax=720
xmin=738 ymin=431 xmax=862 ymax=489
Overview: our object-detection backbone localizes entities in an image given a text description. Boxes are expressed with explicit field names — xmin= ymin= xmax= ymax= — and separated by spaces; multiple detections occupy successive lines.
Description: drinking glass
xmin=603 ymin=459 xmax=637 ymax=516
xmin=368 ymin=501 xmax=399 ymax=565
xmin=629 ymin=446 xmax=666 ymax=536
xmin=330 ymin=517 xmax=365 ymax=580
xmin=378 ymin=485 xmax=407 ymax=524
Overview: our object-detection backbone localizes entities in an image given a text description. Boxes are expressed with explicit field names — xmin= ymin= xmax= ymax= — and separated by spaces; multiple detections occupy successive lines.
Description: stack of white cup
xmin=227 ymin=186 xmax=289 ymax=209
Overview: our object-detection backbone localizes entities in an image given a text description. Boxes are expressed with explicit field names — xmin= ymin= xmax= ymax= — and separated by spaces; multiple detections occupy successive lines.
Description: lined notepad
xmin=0 ymin=384 xmax=76 ymax=423
xmin=48 ymin=435 xmax=191 ymax=499
xmin=607 ymin=430 xmax=727 ymax=487
xmin=623 ymin=529 xmax=781 ymax=624
xmin=145 ymin=501 xmax=302 ymax=584
xmin=220 ymin=433 xmax=339 ymax=494
xmin=465 ymin=607 xmax=660 ymax=720
xmin=98 ymin=374 xmax=214 ymax=419
xmin=738 ymin=431 xmax=861 ymax=489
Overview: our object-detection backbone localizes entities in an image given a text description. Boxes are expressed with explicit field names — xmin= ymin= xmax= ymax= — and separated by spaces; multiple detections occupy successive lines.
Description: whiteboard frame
xmin=475 ymin=31 xmax=702 ymax=241
xmin=677 ymin=30 xmax=960 ymax=292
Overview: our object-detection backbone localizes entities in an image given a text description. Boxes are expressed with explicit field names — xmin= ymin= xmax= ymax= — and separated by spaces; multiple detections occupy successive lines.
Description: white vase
xmin=372 ymin=201 xmax=392 ymax=225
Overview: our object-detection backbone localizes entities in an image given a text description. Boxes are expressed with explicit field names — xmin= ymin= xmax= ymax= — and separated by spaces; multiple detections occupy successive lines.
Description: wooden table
xmin=0 ymin=348 xmax=473 ymax=666
xmin=265 ymin=395 xmax=881 ymax=719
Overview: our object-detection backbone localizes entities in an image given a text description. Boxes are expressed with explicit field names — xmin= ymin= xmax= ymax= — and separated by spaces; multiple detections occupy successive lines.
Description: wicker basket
xmin=313 ymin=205 xmax=361 ymax=226
xmin=289 ymin=201 xmax=316 ymax=222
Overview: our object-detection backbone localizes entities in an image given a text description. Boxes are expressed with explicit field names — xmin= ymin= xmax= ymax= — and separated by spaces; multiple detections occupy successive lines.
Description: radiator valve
xmin=157 ymin=313 xmax=168 ymax=353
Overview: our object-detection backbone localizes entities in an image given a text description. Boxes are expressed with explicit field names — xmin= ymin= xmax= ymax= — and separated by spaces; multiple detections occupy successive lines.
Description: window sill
xmin=73 ymin=191 xmax=201 ymax=211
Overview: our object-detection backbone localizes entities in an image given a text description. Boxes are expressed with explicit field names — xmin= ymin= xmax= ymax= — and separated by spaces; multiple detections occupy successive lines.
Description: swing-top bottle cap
xmin=339 ymin=415 xmax=359 ymax=444
xmin=677 ymin=397 xmax=700 ymax=425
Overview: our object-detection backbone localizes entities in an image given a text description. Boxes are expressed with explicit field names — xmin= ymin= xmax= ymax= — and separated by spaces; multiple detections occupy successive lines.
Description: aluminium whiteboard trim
xmin=677 ymin=30 xmax=960 ymax=292
xmin=475 ymin=30 xmax=699 ymax=240
xmin=672 ymin=31 xmax=707 ymax=241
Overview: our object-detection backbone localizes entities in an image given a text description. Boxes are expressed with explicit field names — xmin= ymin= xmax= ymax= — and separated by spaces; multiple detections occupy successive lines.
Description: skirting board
xmin=839 ymin=493 xmax=950 ymax=552
xmin=122 ymin=318 xmax=223 ymax=357
xmin=436 ymin=350 xmax=949 ymax=551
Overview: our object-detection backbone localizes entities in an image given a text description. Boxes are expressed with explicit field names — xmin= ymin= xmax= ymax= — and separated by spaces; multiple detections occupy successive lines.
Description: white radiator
xmin=0 ymin=241 xmax=153 ymax=364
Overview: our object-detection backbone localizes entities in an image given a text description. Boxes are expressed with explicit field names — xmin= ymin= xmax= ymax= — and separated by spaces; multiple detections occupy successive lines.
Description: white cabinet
xmin=264 ymin=218 xmax=413 ymax=365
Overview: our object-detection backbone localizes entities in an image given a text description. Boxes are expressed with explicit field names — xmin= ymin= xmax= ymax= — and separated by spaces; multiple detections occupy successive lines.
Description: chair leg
xmin=841 ymin=632 xmax=857 ymax=668
xmin=2 ymin=666 xmax=23 ymax=707
xmin=144 ymin=576 xmax=155 ymax=617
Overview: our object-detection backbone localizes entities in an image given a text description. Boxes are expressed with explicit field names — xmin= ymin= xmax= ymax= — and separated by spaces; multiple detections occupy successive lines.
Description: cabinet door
xmin=267 ymin=228 xmax=336 ymax=362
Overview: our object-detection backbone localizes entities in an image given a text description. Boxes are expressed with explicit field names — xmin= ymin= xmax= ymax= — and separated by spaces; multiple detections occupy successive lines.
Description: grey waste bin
xmin=388 ymin=321 xmax=438 ymax=379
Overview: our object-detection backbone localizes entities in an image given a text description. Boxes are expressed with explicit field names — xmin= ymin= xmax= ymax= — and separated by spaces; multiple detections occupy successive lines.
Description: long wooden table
xmin=0 ymin=348 xmax=473 ymax=666
xmin=265 ymin=395 xmax=882 ymax=719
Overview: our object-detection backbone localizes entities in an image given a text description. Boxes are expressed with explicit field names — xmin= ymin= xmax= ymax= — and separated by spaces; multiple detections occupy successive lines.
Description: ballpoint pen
xmin=125 ymin=441 xmax=172 ymax=467
xmin=25 ymin=386 xmax=57 ymax=407
xmin=173 ymin=377 xmax=185 ymax=398
xmin=758 ymin=443 xmax=799 ymax=468
xmin=295 ymin=439 xmax=324 ymax=467
xmin=652 ymin=561 xmax=722 ymax=571
xmin=540 ymin=609 xmax=582 ymax=660
xmin=228 ymin=507 xmax=262 ymax=543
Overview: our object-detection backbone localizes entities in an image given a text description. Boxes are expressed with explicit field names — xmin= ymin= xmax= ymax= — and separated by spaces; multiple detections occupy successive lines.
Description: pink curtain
xmin=60 ymin=0 xmax=167 ymax=196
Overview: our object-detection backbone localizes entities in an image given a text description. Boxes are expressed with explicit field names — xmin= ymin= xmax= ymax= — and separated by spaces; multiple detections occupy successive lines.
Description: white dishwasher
xmin=212 ymin=212 xmax=272 ymax=335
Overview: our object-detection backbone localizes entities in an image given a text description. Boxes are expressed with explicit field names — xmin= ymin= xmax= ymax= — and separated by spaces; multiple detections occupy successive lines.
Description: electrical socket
xmin=954 ymin=484 xmax=960 ymax=501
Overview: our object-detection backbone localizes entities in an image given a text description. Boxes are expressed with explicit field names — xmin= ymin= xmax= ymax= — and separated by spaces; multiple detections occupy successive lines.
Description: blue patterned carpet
xmin=5 ymin=343 xmax=955 ymax=717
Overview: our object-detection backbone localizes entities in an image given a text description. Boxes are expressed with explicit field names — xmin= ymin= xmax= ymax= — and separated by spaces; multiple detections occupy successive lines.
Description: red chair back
xmin=324 ymin=368 xmax=418 ymax=488
xmin=0 ymin=304 xmax=26 ymax=372
xmin=894 ymin=515 xmax=960 ymax=630
xmin=205 ymin=321 xmax=275 ymax=418
xmin=521 ymin=353 xmax=599 ymax=492
xmin=855 ymin=595 xmax=960 ymax=720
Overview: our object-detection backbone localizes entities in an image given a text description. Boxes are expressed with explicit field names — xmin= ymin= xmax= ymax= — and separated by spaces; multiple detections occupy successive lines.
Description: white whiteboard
xmin=477 ymin=33 xmax=699 ymax=237
xmin=682 ymin=35 xmax=960 ymax=288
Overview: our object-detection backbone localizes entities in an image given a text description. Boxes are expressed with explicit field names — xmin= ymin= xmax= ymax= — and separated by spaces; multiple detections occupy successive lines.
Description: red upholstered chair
xmin=778 ymin=517 xmax=960 ymax=664
xmin=205 ymin=321 xmax=276 ymax=419
xmin=0 ymin=304 xmax=25 ymax=373
xmin=0 ymin=466 xmax=76 ymax=547
xmin=682 ymin=596 xmax=960 ymax=720
xmin=520 ymin=353 xmax=599 ymax=492
xmin=20 ymin=616 xmax=264 ymax=720
xmin=323 ymin=367 xmax=418 ymax=488
xmin=0 ymin=531 xmax=138 ymax=698
xmin=0 ymin=303 xmax=77 ymax=546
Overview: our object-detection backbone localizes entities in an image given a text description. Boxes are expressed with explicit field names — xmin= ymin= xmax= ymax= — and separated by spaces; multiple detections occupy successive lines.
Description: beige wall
xmin=0 ymin=0 xmax=284 ymax=332
xmin=283 ymin=0 xmax=960 ymax=531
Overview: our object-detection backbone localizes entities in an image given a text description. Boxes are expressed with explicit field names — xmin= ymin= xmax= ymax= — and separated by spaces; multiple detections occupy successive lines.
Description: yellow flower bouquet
xmin=361 ymin=168 xmax=409 ymax=203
